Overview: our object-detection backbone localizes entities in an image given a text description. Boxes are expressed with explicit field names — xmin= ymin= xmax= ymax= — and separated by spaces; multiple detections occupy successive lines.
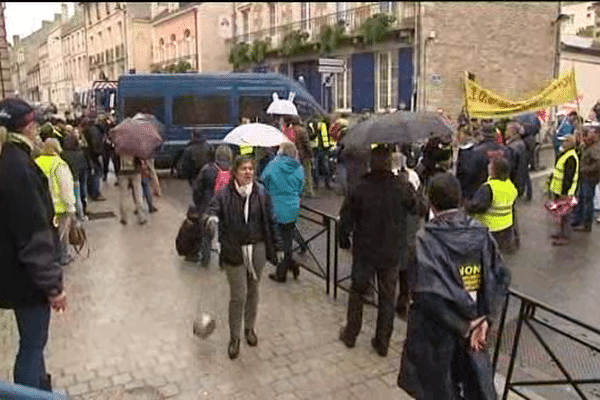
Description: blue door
xmin=351 ymin=52 xmax=374 ymax=113
xmin=293 ymin=61 xmax=320 ymax=106
xmin=398 ymin=48 xmax=414 ymax=111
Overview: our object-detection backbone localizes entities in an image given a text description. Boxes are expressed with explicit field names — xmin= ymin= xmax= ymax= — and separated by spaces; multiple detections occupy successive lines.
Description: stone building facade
xmin=231 ymin=2 xmax=558 ymax=120
xmin=417 ymin=2 xmax=559 ymax=118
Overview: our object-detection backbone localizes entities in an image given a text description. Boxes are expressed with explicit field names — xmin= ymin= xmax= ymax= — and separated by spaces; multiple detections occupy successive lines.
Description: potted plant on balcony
xmin=249 ymin=39 xmax=270 ymax=65
xmin=358 ymin=13 xmax=396 ymax=46
xmin=229 ymin=42 xmax=251 ymax=71
xmin=281 ymin=30 xmax=310 ymax=57
xmin=319 ymin=20 xmax=346 ymax=55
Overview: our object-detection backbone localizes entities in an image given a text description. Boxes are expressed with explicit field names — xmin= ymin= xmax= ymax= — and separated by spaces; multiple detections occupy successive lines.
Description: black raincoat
xmin=399 ymin=209 xmax=510 ymax=400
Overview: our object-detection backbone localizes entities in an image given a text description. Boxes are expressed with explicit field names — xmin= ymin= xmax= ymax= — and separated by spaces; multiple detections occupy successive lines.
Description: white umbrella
xmin=222 ymin=123 xmax=290 ymax=147
xmin=266 ymin=92 xmax=299 ymax=116
xmin=266 ymin=99 xmax=298 ymax=116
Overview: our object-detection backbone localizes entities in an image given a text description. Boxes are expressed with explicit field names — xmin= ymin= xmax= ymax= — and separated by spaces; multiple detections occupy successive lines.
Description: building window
xmin=123 ymin=97 xmax=165 ymax=122
xmin=184 ymin=29 xmax=191 ymax=38
xmin=269 ymin=3 xmax=276 ymax=36
xmin=171 ymin=34 xmax=176 ymax=42
xmin=300 ymin=3 xmax=311 ymax=31
xmin=379 ymin=1 xmax=396 ymax=14
xmin=159 ymin=37 xmax=165 ymax=46
xmin=241 ymin=9 xmax=249 ymax=42
xmin=95 ymin=2 xmax=100 ymax=21
xmin=334 ymin=57 xmax=351 ymax=111
xmin=376 ymin=51 xmax=398 ymax=111
xmin=105 ymin=2 xmax=110 ymax=15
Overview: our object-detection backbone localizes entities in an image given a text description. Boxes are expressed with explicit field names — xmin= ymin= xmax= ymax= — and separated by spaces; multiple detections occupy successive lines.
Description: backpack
xmin=176 ymin=205 xmax=202 ymax=256
xmin=214 ymin=165 xmax=230 ymax=193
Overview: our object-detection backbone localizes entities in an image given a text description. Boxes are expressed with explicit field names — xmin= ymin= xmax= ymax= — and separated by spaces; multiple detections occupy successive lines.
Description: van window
xmin=295 ymin=97 xmax=321 ymax=120
xmin=239 ymin=95 xmax=272 ymax=123
xmin=173 ymin=95 xmax=229 ymax=125
xmin=123 ymin=97 xmax=165 ymax=123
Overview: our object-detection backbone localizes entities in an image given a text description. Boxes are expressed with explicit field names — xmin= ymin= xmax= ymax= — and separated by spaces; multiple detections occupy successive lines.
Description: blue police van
xmin=117 ymin=72 xmax=325 ymax=169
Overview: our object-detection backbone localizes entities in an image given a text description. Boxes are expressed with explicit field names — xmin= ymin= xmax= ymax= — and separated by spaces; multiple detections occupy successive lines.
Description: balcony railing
xmin=233 ymin=2 xmax=416 ymax=49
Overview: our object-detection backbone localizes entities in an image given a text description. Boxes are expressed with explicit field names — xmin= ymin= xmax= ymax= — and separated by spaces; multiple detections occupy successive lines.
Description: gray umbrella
xmin=341 ymin=111 xmax=455 ymax=147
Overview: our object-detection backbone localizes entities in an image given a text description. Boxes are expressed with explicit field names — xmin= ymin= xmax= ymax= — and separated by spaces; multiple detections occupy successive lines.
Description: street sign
xmin=319 ymin=58 xmax=345 ymax=67
xmin=318 ymin=65 xmax=345 ymax=74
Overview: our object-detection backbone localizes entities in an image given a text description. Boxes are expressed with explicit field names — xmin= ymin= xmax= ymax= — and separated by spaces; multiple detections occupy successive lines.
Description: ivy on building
xmin=249 ymin=39 xmax=270 ymax=64
xmin=281 ymin=30 xmax=310 ymax=57
xmin=229 ymin=42 xmax=251 ymax=71
xmin=319 ymin=21 xmax=346 ymax=55
xmin=359 ymin=13 xmax=396 ymax=45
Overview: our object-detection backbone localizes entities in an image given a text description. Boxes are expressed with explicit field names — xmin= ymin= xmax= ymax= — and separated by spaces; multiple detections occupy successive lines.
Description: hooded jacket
xmin=580 ymin=138 xmax=600 ymax=183
xmin=260 ymin=155 xmax=305 ymax=224
xmin=399 ymin=210 xmax=510 ymax=400
xmin=0 ymin=134 xmax=63 ymax=308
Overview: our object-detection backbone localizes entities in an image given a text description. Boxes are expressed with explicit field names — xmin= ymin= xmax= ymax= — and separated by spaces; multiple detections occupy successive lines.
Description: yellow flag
xmin=465 ymin=69 xmax=578 ymax=118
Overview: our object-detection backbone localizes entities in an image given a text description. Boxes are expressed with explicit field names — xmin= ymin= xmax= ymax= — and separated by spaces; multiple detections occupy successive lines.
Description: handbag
xmin=68 ymin=220 xmax=87 ymax=254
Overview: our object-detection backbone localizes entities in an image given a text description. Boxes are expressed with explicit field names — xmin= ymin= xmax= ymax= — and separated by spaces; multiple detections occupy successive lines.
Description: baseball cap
xmin=0 ymin=98 xmax=42 ymax=131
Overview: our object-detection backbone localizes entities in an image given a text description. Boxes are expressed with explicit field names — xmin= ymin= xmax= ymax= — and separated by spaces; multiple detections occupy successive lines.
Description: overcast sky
xmin=5 ymin=2 xmax=75 ymax=45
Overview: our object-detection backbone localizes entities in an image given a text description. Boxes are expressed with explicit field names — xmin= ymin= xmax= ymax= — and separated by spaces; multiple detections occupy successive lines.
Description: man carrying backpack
xmin=187 ymin=145 xmax=233 ymax=264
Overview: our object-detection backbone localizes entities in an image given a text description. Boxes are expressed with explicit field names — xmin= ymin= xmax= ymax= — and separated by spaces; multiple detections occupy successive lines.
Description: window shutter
xmin=398 ymin=47 xmax=413 ymax=111
xmin=351 ymin=52 xmax=374 ymax=113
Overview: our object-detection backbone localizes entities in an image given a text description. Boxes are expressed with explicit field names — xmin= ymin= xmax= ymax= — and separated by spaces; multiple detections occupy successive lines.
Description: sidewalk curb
xmin=495 ymin=374 xmax=547 ymax=400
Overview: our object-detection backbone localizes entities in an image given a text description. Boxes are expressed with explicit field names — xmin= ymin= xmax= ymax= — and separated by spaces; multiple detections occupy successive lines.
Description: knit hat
xmin=0 ymin=98 xmax=40 ymax=132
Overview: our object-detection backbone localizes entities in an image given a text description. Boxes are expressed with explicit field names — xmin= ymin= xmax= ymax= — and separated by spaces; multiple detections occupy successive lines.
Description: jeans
xmin=13 ymin=302 xmax=51 ymax=391
xmin=79 ymin=172 xmax=88 ymax=215
xmin=88 ymin=157 xmax=102 ymax=199
xmin=141 ymin=177 xmax=155 ymax=211
xmin=314 ymin=148 xmax=332 ymax=188
xmin=573 ymin=179 xmax=597 ymax=228
xmin=275 ymin=222 xmax=295 ymax=279
xmin=223 ymin=242 xmax=266 ymax=340
xmin=342 ymin=255 xmax=399 ymax=351
xmin=73 ymin=181 xmax=84 ymax=220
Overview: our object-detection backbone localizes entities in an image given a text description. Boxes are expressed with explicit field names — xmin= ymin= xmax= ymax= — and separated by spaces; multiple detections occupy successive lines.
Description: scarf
xmin=234 ymin=179 xmax=258 ymax=280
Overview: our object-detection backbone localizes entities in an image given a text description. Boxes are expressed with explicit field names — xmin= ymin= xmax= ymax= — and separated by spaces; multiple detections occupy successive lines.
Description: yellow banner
xmin=465 ymin=69 xmax=578 ymax=118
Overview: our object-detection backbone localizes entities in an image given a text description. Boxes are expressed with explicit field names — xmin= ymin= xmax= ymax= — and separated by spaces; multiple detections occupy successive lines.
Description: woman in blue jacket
xmin=261 ymin=142 xmax=305 ymax=282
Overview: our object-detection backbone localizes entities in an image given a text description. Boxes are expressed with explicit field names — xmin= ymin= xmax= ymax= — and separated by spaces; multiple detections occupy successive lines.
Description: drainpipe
xmin=123 ymin=6 xmax=129 ymax=72
xmin=194 ymin=6 xmax=199 ymax=71
xmin=411 ymin=1 xmax=420 ymax=112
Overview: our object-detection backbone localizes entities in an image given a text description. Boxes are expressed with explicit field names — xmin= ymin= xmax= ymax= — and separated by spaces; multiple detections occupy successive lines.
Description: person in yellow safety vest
xmin=466 ymin=157 xmax=519 ymax=254
xmin=35 ymin=138 xmax=77 ymax=265
xmin=546 ymin=134 xmax=579 ymax=246
xmin=312 ymin=118 xmax=334 ymax=189
xmin=239 ymin=144 xmax=253 ymax=156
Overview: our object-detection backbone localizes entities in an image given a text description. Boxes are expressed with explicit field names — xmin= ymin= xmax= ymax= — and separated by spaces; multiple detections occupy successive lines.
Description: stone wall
xmin=419 ymin=2 xmax=558 ymax=119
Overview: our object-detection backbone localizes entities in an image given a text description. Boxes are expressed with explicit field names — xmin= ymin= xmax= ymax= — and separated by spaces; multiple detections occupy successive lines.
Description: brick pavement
xmin=0 ymin=176 xmax=415 ymax=400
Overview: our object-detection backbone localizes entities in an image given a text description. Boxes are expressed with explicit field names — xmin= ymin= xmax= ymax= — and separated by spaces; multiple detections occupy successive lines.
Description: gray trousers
xmin=223 ymin=242 xmax=266 ymax=341
xmin=117 ymin=173 xmax=146 ymax=224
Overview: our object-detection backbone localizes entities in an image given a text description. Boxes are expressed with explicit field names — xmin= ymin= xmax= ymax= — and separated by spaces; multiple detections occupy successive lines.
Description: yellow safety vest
xmin=312 ymin=122 xmax=333 ymax=149
xmin=239 ymin=145 xmax=253 ymax=156
xmin=550 ymin=148 xmax=579 ymax=196
xmin=475 ymin=178 xmax=518 ymax=232
xmin=35 ymin=154 xmax=70 ymax=214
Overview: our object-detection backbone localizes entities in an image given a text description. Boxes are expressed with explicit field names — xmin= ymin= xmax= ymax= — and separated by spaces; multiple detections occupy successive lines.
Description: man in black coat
xmin=0 ymin=98 xmax=67 ymax=391
xmin=338 ymin=145 xmax=425 ymax=357
xmin=398 ymin=173 xmax=510 ymax=400
xmin=178 ymin=129 xmax=212 ymax=186
xmin=82 ymin=117 xmax=106 ymax=200
xmin=471 ymin=122 xmax=515 ymax=191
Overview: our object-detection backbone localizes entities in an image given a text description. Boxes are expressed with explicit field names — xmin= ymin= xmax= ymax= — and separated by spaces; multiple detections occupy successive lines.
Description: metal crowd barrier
xmin=492 ymin=289 xmax=600 ymax=399
xmin=0 ymin=381 xmax=68 ymax=399
xmin=293 ymin=204 xmax=338 ymax=295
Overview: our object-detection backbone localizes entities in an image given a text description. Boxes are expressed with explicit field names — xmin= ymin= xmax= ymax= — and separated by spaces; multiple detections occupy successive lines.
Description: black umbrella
xmin=341 ymin=111 xmax=455 ymax=147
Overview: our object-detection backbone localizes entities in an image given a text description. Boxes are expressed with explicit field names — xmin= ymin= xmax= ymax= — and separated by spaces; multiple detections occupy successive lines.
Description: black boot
xmin=245 ymin=329 xmax=258 ymax=347
xmin=228 ymin=338 xmax=240 ymax=359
